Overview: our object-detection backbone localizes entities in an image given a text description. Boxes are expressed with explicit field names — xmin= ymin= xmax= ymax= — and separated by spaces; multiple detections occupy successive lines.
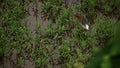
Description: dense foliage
xmin=87 ymin=23 xmax=120 ymax=68
xmin=0 ymin=0 xmax=32 ymax=67
xmin=0 ymin=0 xmax=120 ymax=68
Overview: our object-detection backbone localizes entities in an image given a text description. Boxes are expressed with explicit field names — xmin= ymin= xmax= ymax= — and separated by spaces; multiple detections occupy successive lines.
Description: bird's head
xmin=74 ymin=14 xmax=83 ymax=20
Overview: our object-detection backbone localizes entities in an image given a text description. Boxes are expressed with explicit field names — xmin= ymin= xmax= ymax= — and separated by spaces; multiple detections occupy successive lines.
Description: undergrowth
xmin=0 ymin=0 xmax=32 ymax=67
xmin=33 ymin=0 xmax=118 ymax=68
xmin=0 ymin=0 xmax=119 ymax=68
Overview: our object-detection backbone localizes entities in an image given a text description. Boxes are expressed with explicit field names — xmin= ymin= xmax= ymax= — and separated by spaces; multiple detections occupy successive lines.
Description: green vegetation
xmin=0 ymin=0 xmax=32 ymax=67
xmin=86 ymin=23 xmax=120 ymax=68
xmin=0 ymin=0 xmax=120 ymax=68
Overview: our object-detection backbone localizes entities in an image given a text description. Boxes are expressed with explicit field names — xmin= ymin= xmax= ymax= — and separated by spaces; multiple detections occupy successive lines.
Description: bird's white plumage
xmin=80 ymin=23 xmax=89 ymax=30
xmin=85 ymin=24 xmax=89 ymax=30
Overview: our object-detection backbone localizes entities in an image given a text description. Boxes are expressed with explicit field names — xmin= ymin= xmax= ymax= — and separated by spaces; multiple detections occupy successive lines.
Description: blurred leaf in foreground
xmin=86 ymin=22 xmax=120 ymax=68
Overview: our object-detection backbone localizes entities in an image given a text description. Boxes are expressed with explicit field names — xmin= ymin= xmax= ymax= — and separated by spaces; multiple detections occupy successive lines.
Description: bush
xmin=86 ymin=23 xmax=120 ymax=68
